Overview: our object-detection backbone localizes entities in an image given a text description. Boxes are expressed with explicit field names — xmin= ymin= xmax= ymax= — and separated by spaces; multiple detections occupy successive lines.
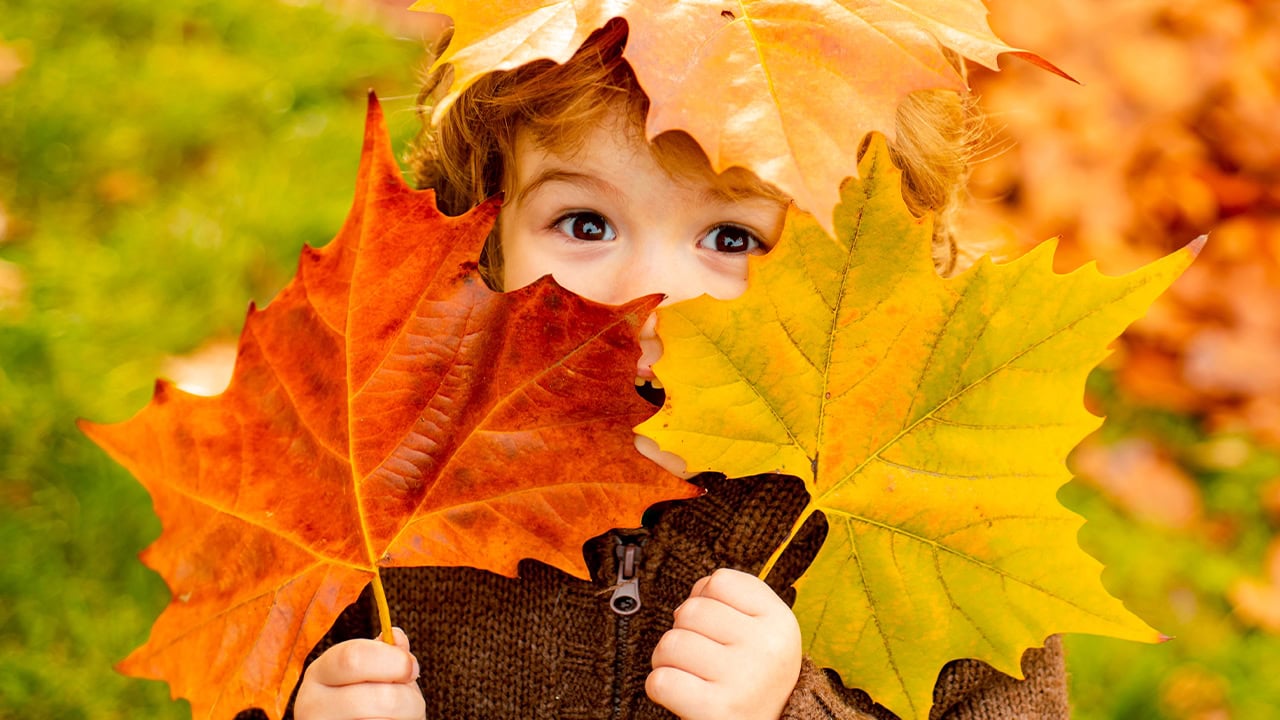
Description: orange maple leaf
xmin=79 ymin=94 xmax=697 ymax=720
xmin=410 ymin=0 xmax=1068 ymax=233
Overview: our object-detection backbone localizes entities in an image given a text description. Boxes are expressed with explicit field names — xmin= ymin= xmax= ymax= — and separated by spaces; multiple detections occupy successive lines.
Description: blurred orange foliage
xmin=966 ymin=0 xmax=1280 ymax=639
xmin=1229 ymin=536 xmax=1280 ymax=633
xmin=1071 ymin=437 xmax=1202 ymax=530
xmin=969 ymin=0 xmax=1280 ymax=442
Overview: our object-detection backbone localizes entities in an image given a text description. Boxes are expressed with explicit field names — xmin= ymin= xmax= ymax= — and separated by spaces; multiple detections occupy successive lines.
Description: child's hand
xmin=647 ymin=569 xmax=802 ymax=720
xmin=293 ymin=627 xmax=425 ymax=720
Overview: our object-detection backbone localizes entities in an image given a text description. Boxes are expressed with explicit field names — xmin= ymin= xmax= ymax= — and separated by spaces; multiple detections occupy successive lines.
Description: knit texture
xmin=235 ymin=473 xmax=1068 ymax=719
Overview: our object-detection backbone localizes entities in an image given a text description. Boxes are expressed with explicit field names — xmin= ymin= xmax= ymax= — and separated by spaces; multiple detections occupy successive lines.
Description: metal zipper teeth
xmin=608 ymin=532 xmax=646 ymax=718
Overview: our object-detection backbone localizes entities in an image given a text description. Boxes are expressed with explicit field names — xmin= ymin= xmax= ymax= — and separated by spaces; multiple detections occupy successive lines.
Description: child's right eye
xmin=553 ymin=212 xmax=617 ymax=242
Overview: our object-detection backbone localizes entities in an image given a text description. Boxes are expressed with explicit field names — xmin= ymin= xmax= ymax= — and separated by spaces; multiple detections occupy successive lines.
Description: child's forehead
xmin=513 ymin=108 xmax=786 ymax=204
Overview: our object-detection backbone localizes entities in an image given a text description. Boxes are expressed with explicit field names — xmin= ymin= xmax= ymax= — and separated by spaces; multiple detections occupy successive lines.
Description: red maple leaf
xmin=79 ymin=94 xmax=697 ymax=720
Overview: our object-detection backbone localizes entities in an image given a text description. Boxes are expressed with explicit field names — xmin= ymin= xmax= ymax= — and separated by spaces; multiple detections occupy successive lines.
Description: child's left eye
xmin=553 ymin=211 xmax=617 ymax=242
xmin=699 ymin=224 xmax=762 ymax=254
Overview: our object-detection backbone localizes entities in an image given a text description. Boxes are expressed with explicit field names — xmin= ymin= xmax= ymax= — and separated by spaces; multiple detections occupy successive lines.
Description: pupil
xmin=717 ymin=227 xmax=749 ymax=252
xmin=575 ymin=215 xmax=606 ymax=240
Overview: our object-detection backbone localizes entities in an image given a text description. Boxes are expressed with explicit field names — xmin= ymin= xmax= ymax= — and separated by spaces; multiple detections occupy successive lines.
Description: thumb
xmin=389 ymin=627 xmax=421 ymax=681
xmin=390 ymin=626 xmax=411 ymax=652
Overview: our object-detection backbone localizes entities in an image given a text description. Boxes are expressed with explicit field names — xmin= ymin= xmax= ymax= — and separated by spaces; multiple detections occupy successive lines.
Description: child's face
xmin=499 ymin=107 xmax=787 ymax=382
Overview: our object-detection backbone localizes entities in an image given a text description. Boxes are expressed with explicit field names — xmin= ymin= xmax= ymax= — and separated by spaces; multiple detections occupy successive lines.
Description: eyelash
xmin=699 ymin=224 xmax=766 ymax=254
xmin=549 ymin=211 xmax=767 ymax=254
xmin=551 ymin=211 xmax=615 ymax=243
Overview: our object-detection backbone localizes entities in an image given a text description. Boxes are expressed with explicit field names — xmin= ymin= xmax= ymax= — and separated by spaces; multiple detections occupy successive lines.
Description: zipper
xmin=609 ymin=612 xmax=632 ymax=720
xmin=608 ymin=532 xmax=647 ymax=719
xmin=609 ymin=537 xmax=643 ymax=616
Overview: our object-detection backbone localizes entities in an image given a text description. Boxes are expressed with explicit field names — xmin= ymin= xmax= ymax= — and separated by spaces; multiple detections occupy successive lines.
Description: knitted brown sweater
xmin=239 ymin=473 xmax=1068 ymax=719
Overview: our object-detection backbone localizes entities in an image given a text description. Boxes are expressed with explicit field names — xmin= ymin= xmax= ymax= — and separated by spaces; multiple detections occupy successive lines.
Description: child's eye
xmin=553 ymin=212 xmax=617 ymax=242
xmin=699 ymin=224 xmax=763 ymax=254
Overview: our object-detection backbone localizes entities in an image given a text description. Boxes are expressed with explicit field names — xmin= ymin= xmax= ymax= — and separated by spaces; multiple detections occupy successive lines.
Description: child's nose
xmin=607 ymin=257 xmax=695 ymax=306
xmin=604 ymin=238 xmax=705 ymax=305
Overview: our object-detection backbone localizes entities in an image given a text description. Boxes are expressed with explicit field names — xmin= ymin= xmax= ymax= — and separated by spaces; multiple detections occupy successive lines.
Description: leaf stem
xmin=758 ymin=505 xmax=815 ymax=582
xmin=371 ymin=570 xmax=394 ymax=644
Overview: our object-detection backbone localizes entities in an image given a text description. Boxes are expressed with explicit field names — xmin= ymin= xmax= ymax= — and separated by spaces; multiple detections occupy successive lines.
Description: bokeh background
xmin=2 ymin=0 xmax=1278 ymax=717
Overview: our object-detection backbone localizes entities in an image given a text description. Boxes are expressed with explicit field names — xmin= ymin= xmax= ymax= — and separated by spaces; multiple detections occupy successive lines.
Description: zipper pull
xmin=610 ymin=540 xmax=642 ymax=616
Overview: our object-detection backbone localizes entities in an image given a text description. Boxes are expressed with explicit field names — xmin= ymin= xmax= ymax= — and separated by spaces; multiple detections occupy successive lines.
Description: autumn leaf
xmin=408 ymin=0 xmax=1067 ymax=233
xmin=636 ymin=135 xmax=1198 ymax=719
xmin=78 ymin=94 xmax=697 ymax=720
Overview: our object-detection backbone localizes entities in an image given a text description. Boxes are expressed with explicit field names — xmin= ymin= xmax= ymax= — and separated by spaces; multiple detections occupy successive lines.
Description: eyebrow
xmin=696 ymin=185 xmax=735 ymax=205
xmin=697 ymin=184 xmax=764 ymax=206
xmin=695 ymin=184 xmax=790 ymax=215
xmin=512 ymin=168 xmax=625 ymax=207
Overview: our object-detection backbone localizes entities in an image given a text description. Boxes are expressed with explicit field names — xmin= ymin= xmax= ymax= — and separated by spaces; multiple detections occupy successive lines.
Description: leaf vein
xmin=410 ymin=310 xmax=638 ymax=512
xmin=932 ymin=546 xmax=998 ymax=652
xmin=847 ymin=517 xmax=914 ymax=716
xmin=159 ymin=477 xmax=370 ymax=571
xmin=830 ymin=508 xmax=1124 ymax=622
xmin=249 ymin=320 xmax=349 ymax=463
xmin=873 ymin=455 xmax=1055 ymax=481
xmin=822 ymin=270 xmax=1165 ymax=502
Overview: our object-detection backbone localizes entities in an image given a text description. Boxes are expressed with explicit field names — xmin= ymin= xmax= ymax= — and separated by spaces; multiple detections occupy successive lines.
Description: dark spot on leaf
xmin=721 ymin=9 xmax=735 ymax=20
xmin=456 ymin=260 xmax=479 ymax=282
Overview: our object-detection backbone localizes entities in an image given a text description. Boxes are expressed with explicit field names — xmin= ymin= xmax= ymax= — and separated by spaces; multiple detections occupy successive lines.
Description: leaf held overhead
xmin=410 ymin=0 xmax=1069 ymax=233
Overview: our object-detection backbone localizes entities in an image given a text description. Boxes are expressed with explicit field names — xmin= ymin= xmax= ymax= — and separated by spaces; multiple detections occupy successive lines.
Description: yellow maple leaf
xmin=409 ymin=0 xmax=1067 ymax=233
xmin=637 ymin=135 xmax=1198 ymax=719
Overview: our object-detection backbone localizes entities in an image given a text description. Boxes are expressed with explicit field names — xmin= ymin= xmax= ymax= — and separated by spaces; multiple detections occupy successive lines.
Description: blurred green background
xmin=2 ymin=1 xmax=1278 ymax=718
xmin=1 ymin=0 xmax=425 ymax=717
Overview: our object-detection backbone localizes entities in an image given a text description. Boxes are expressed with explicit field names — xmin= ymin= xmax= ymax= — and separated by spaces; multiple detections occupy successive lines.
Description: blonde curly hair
xmin=409 ymin=19 xmax=980 ymax=284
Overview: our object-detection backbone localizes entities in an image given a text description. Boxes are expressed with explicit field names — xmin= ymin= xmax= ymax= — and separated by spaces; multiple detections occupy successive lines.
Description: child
xmin=265 ymin=19 xmax=1068 ymax=720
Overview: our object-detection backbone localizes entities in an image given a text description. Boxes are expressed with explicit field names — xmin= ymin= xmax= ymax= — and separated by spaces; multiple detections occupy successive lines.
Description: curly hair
xmin=408 ymin=19 xmax=980 ymax=284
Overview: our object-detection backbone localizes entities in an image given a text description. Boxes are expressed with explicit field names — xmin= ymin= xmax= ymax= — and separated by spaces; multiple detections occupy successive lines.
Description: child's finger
xmin=390 ymin=626 xmax=411 ymax=651
xmin=307 ymin=639 xmax=417 ymax=687
xmin=687 ymin=575 xmax=711 ymax=598
xmin=651 ymin=627 xmax=728 ymax=682
xmin=672 ymin=595 xmax=749 ymax=645
xmin=691 ymin=568 xmax=778 ymax=616
xmin=389 ymin=625 xmax=424 ymax=681
xmin=295 ymin=679 xmax=425 ymax=720
xmin=646 ymin=664 xmax=716 ymax=719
